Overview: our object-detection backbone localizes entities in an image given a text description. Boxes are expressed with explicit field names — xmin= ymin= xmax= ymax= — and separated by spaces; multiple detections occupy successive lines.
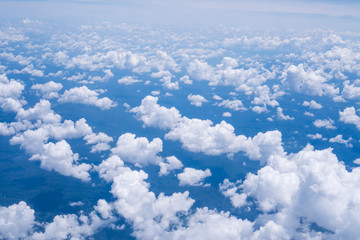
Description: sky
xmin=1 ymin=0 xmax=360 ymax=240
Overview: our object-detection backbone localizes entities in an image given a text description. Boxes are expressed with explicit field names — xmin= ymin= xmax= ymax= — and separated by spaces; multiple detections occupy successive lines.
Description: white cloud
xmin=130 ymin=96 xmax=182 ymax=130
xmin=276 ymin=107 xmax=294 ymax=120
xmin=218 ymin=99 xmax=246 ymax=111
xmin=282 ymin=64 xmax=338 ymax=97
xmin=306 ymin=133 xmax=323 ymax=140
xmin=0 ymin=201 xmax=35 ymax=240
xmin=239 ymin=144 xmax=360 ymax=239
xmin=313 ymin=118 xmax=336 ymax=129
xmin=111 ymin=133 xmax=163 ymax=166
xmin=177 ymin=168 xmax=211 ymax=186
xmin=159 ymin=156 xmax=183 ymax=176
xmin=302 ymin=100 xmax=323 ymax=109
xmin=84 ymin=132 xmax=113 ymax=153
xmin=118 ymin=76 xmax=141 ymax=85
xmin=180 ymin=75 xmax=192 ymax=84
xmin=187 ymin=94 xmax=208 ymax=107
xmin=329 ymin=134 xmax=352 ymax=147
xmin=0 ymin=74 xmax=25 ymax=112
xmin=219 ymin=179 xmax=247 ymax=208
xmin=16 ymin=100 xmax=61 ymax=124
xmin=58 ymin=86 xmax=117 ymax=110
xmin=223 ymin=112 xmax=232 ymax=117
xmin=132 ymin=96 xmax=284 ymax=163
xmin=304 ymin=111 xmax=314 ymax=117
xmin=31 ymin=81 xmax=63 ymax=99
xmin=29 ymin=140 xmax=92 ymax=181
xmin=339 ymin=107 xmax=360 ymax=130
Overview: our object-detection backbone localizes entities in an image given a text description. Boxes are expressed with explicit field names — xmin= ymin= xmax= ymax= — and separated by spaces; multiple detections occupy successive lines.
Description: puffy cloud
xmin=276 ymin=107 xmax=294 ymax=120
xmin=339 ymin=107 xmax=360 ymax=130
xmin=29 ymin=140 xmax=91 ymax=181
xmin=306 ymin=133 xmax=323 ymax=140
xmin=12 ymin=64 xmax=44 ymax=77
xmin=159 ymin=156 xmax=183 ymax=176
xmin=58 ymin=86 xmax=117 ymax=110
xmin=133 ymin=96 xmax=284 ymax=163
xmin=219 ymin=179 xmax=247 ymax=208
xmin=130 ymin=96 xmax=182 ymax=130
xmin=0 ymin=74 xmax=25 ymax=112
xmin=187 ymin=94 xmax=208 ymax=107
xmin=217 ymin=99 xmax=246 ymax=111
xmin=177 ymin=168 xmax=212 ymax=186
xmin=302 ymin=100 xmax=323 ymax=109
xmin=32 ymin=200 xmax=114 ymax=240
xmin=282 ymin=64 xmax=338 ymax=97
xmin=0 ymin=201 xmax=35 ymax=240
xmin=111 ymin=133 xmax=163 ymax=166
xmin=239 ymin=144 xmax=360 ymax=239
xmin=223 ymin=112 xmax=232 ymax=117
xmin=118 ymin=76 xmax=141 ymax=85
xmin=329 ymin=134 xmax=352 ymax=147
xmin=31 ymin=81 xmax=63 ymax=99
xmin=16 ymin=99 xmax=61 ymax=124
xmin=180 ymin=75 xmax=193 ymax=84
xmin=313 ymin=119 xmax=336 ymax=129
xmin=84 ymin=132 xmax=113 ymax=153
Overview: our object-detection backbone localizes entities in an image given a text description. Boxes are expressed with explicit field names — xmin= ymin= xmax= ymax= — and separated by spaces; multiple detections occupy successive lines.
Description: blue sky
xmin=1 ymin=1 xmax=360 ymax=239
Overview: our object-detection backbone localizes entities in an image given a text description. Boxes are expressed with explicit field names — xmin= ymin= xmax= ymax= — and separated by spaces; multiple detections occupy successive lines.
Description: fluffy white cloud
xmin=302 ymin=100 xmax=323 ymax=109
xmin=16 ymin=99 xmax=61 ymax=124
xmin=218 ymin=99 xmax=245 ymax=111
xmin=329 ymin=134 xmax=352 ymax=147
xmin=84 ymin=132 xmax=113 ymax=153
xmin=313 ymin=119 xmax=336 ymax=129
xmin=118 ymin=76 xmax=141 ymax=85
xmin=276 ymin=107 xmax=294 ymax=120
xmin=282 ymin=64 xmax=338 ymax=97
xmin=223 ymin=112 xmax=232 ymax=117
xmin=29 ymin=140 xmax=92 ymax=181
xmin=306 ymin=133 xmax=323 ymax=140
xmin=0 ymin=201 xmax=35 ymax=240
xmin=339 ymin=107 xmax=360 ymax=130
xmin=159 ymin=156 xmax=183 ymax=176
xmin=133 ymin=96 xmax=284 ymax=163
xmin=130 ymin=96 xmax=182 ymax=130
xmin=219 ymin=179 xmax=247 ymax=208
xmin=111 ymin=133 xmax=163 ymax=166
xmin=187 ymin=94 xmax=208 ymax=107
xmin=177 ymin=168 xmax=211 ymax=186
xmin=0 ymin=74 xmax=25 ymax=112
xmin=239 ymin=144 xmax=360 ymax=239
xmin=58 ymin=86 xmax=117 ymax=110
xmin=31 ymin=81 xmax=63 ymax=99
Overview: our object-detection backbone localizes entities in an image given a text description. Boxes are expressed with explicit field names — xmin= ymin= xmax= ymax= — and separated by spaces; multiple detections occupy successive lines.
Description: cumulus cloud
xmin=31 ymin=81 xmax=63 ymax=99
xmin=58 ymin=86 xmax=117 ymax=110
xmin=282 ymin=64 xmax=338 ymax=97
xmin=111 ymin=133 xmax=163 ymax=166
xmin=306 ymin=133 xmax=323 ymax=140
xmin=177 ymin=168 xmax=212 ymax=186
xmin=84 ymin=132 xmax=113 ymax=153
xmin=187 ymin=94 xmax=208 ymax=107
xmin=329 ymin=134 xmax=352 ymax=147
xmin=0 ymin=74 xmax=25 ymax=112
xmin=159 ymin=156 xmax=183 ymax=176
xmin=217 ymin=99 xmax=246 ymax=111
xmin=0 ymin=201 xmax=35 ymax=240
xmin=132 ymin=96 xmax=285 ymax=163
xmin=118 ymin=76 xmax=141 ymax=85
xmin=313 ymin=118 xmax=336 ymax=129
xmin=339 ymin=107 xmax=360 ymax=130
xmin=302 ymin=100 xmax=323 ymax=109
xmin=276 ymin=107 xmax=294 ymax=120
xmin=219 ymin=179 xmax=247 ymax=208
